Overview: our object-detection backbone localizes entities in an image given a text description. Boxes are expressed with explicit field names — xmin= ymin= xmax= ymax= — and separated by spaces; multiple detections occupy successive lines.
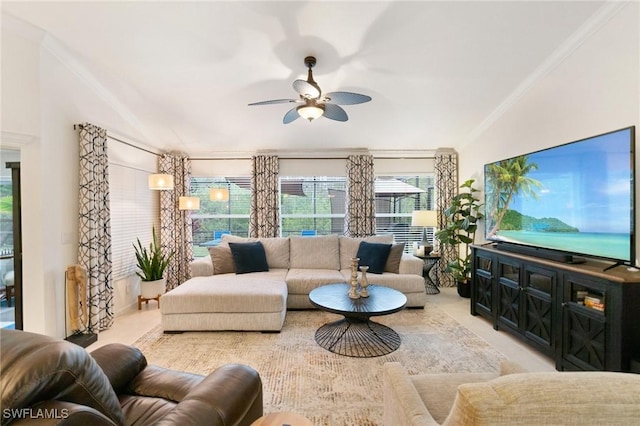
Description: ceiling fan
xmin=248 ymin=56 xmax=372 ymax=124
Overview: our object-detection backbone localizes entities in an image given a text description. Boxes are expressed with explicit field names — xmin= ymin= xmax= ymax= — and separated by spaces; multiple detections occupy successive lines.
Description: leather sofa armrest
xmin=90 ymin=343 xmax=147 ymax=393
xmin=8 ymin=400 xmax=117 ymax=426
xmin=126 ymin=365 xmax=204 ymax=402
xmin=190 ymin=256 xmax=213 ymax=277
xmin=398 ymin=253 xmax=424 ymax=276
xmin=155 ymin=364 xmax=263 ymax=426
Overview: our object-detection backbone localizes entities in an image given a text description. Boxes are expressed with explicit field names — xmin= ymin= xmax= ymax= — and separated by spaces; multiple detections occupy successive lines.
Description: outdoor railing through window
xmin=189 ymin=174 xmax=435 ymax=257
xmin=190 ymin=177 xmax=251 ymax=257
xmin=374 ymin=176 xmax=436 ymax=252
xmin=280 ymin=176 xmax=346 ymax=236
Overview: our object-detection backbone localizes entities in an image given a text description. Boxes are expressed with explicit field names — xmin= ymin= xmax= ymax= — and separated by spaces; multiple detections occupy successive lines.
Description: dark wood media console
xmin=471 ymin=244 xmax=640 ymax=372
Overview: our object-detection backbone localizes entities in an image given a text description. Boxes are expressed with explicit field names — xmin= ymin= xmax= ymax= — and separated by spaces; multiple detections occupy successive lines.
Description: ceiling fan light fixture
xmin=297 ymin=104 xmax=324 ymax=121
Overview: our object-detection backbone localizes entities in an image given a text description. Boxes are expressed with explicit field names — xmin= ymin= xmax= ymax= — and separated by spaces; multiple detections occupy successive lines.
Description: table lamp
xmin=411 ymin=210 xmax=437 ymax=255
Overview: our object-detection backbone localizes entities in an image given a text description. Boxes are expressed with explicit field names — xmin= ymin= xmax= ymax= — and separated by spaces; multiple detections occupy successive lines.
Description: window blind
xmin=109 ymin=164 xmax=159 ymax=280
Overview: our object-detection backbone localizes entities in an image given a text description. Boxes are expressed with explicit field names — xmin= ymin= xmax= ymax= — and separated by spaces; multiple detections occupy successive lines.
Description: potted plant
xmin=435 ymin=179 xmax=483 ymax=298
xmin=133 ymin=227 xmax=172 ymax=299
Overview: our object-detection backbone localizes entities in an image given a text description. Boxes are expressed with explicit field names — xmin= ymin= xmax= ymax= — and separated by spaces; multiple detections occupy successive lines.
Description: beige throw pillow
xmin=290 ymin=234 xmax=340 ymax=270
xmin=384 ymin=242 xmax=405 ymax=273
xmin=208 ymin=244 xmax=235 ymax=275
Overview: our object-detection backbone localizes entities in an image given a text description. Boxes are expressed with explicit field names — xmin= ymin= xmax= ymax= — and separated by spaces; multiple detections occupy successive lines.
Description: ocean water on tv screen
xmin=495 ymin=230 xmax=629 ymax=261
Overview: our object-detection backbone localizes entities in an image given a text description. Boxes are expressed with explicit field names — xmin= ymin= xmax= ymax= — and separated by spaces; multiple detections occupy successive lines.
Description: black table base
xmin=421 ymin=256 xmax=440 ymax=294
xmin=314 ymin=317 xmax=401 ymax=357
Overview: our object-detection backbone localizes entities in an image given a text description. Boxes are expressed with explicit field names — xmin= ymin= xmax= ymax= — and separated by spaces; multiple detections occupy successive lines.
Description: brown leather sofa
xmin=0 ymin=329 xmax=263 ymax=425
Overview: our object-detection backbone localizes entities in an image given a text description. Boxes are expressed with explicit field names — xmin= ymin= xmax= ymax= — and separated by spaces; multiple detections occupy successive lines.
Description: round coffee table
xmin=309 ymin=283 xmax=407 ymax=357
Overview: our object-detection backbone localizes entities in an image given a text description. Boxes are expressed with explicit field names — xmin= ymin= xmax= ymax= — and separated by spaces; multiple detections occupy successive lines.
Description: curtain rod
xmin=74 ymin=124 xmax=159 ymax=157
xmin=190 ymin=156 xmax=436 ymax=161
xmin=73 ymin=125 xmax=434 ymax=161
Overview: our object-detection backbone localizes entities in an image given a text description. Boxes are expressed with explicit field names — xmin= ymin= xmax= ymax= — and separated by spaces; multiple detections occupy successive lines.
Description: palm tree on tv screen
xmin=485 ymin=155 xmax=541 ymax=238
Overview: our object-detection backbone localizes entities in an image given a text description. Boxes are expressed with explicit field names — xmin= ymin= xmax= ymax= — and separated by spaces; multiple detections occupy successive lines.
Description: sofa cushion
xmin=357 ymin=241 xmax=392 ymax=274
xmin=229 ymin=242 xmax=269 ymax=274
xmin=385 ymin=242 xmax=405 ymax=273
xmin=340 ymin=270 xmax=425 ymax=294
xmin=290 ymin=234 xmax=340 ymax=270
xmin=339 ymin=235 xmax=394 ymax=270
xmin=444 ymin=372 xmax=640 ymax=425
xmin=285 ymin=269 xmax=346 ymax=295
xmin=208 ymin=244 xmax=235 ymax=275
xmin=258 ymin=237 xmax=290 ymax=269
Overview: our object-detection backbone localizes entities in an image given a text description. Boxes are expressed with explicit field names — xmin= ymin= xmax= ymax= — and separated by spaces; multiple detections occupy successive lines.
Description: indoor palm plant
xmin=436 ymin=179 xmax=483 ymax=297
xmin=134 ymin=227 xmax=172 ymax=298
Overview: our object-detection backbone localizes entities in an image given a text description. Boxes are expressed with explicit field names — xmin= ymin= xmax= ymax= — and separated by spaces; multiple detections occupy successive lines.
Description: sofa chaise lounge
xmin=160 ymin=234 xmax=426 ymax=332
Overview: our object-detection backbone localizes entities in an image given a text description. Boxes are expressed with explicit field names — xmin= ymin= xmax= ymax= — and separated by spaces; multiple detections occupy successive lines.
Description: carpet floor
xmin=133 ymin=303 xmax=506 ymax=425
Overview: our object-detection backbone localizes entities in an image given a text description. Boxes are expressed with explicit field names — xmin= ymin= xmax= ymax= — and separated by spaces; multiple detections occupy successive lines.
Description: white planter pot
xmin=140 ymin=278 xmax=166 ymax=298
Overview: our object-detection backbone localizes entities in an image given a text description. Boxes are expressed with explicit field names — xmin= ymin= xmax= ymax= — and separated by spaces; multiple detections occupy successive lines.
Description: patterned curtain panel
xmin=435 ymin=148 xmax=459 ymax=287
xmin=345 ymin=154 xmax=376 ymax=237
xmin=250 ymin=155 xmax=280 ymax=238
xmin=159 ymin=152 xmax=193 ymax=290
xmin=77 ymin=123 xmax=113 ymax=332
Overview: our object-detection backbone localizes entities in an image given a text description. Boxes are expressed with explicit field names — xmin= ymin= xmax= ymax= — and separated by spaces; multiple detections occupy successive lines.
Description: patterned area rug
xmin=133 ymin=303 xmax=505 ymax=425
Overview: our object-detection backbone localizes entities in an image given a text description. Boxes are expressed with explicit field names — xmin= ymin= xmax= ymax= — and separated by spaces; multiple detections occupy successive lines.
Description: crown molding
xmin=189 ymin=148 xmax=436 ymax=160
xmin=1 ymin=131 xmax=37 ymax=149
xmin=461 ymin=1 xmax=629 ymax=149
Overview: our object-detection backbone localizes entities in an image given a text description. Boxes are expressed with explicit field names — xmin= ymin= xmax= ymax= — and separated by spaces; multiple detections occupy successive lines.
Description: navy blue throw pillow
xmin=356 ymin=241 xmax=392 ymax=274
xmin=228 ymin=242 xmax=269 ymax=274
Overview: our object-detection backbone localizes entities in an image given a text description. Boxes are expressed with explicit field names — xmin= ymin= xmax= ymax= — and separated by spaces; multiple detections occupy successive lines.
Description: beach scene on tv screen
xmin=485 ymin=129 xmax=632 ymax=262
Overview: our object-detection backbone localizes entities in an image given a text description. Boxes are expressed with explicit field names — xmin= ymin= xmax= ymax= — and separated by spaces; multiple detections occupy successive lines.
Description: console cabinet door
xmin=522 ymin=265 xmax=555 ymax=356
xmin=496 ymin=259 xmax=521 ymax=333
xmin=561 ymin=273 xmax=607 ymax=371
xmin=471 ymin=249 xmax=494 ymax=322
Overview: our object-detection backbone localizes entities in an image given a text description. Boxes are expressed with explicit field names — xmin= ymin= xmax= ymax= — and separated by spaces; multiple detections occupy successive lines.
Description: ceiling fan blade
xmin=323 ymin=104 xmax=348 ymax=122
xmin=248 ymin=99 xmax=298 ymax=106
xmin=323 ymin=91 xmax=372 ymax=105
xmin=283 ymin=107 xmax=300 ymax=124
xmin=293 ymin=79 xmax=321 ymax=99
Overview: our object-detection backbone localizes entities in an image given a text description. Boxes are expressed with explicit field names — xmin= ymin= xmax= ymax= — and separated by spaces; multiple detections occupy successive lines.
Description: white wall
xmin=1 ymin=16 xmax=159 ymax=337
xmin=458 ymin=4 xmax=639 ymax=266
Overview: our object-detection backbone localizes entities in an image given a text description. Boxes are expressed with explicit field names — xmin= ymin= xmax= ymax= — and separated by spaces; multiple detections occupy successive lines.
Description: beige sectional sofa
xmin=383 ymin=361 xmax=640 ymax=425
xmin=160 ymin=234 xmax=426 ymax=332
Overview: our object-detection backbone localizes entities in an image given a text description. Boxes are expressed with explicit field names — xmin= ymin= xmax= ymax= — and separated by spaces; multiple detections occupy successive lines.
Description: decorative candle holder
xmin=359 ymin=266 xmax=369 ymax=297
xmin=349 ymin=257 xmax=360 ymax=299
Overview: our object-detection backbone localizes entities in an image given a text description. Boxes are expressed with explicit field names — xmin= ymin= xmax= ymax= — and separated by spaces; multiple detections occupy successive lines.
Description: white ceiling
xmin=2 ymin=1 xmax=608 ymax=157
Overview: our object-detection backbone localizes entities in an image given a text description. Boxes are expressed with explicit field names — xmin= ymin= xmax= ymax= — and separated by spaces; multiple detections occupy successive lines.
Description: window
xmin=375 ymin=175 xmax=435 ymax=251
xmin=190 ymin=177 xmax=251 ymax=257
xmin=190 ymin=173 xmax=434 ymax=254
xmin=279 ymin=177 xmax=346 ymax=236
xmin=109 ymin=164 xmax=159 ymax=279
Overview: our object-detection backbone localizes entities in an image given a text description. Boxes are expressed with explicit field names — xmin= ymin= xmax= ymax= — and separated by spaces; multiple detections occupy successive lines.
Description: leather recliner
xmin=0 ymin=329 xmax=263 ymax=425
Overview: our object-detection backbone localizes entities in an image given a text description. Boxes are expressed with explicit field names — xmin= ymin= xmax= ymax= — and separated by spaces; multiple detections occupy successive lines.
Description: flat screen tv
xmin=484 ymin=126 xmax=635 ymax=267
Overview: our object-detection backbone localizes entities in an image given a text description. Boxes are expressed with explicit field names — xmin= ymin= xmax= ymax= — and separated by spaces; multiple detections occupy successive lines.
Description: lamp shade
xmin=178 ymin=196 xmax=200 ymax=210
xmin=411 ymin=210 xmax=437 ymax=227
xmin=297 ymin=104 xmax=324 ymax=121
xmin=148 ymin=174 xmax=174 ymax=190
xmin=209 ymin=188 xmax=229 ymax=202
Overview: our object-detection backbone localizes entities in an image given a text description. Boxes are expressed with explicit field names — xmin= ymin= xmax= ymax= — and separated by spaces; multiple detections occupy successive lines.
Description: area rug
xmin=133 ymin=303 xmax=506 ymax=425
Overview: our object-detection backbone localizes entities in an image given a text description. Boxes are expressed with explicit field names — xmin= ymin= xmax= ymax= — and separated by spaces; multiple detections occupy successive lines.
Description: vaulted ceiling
xmin=2 ymin=1 xmax=607 ymax=157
